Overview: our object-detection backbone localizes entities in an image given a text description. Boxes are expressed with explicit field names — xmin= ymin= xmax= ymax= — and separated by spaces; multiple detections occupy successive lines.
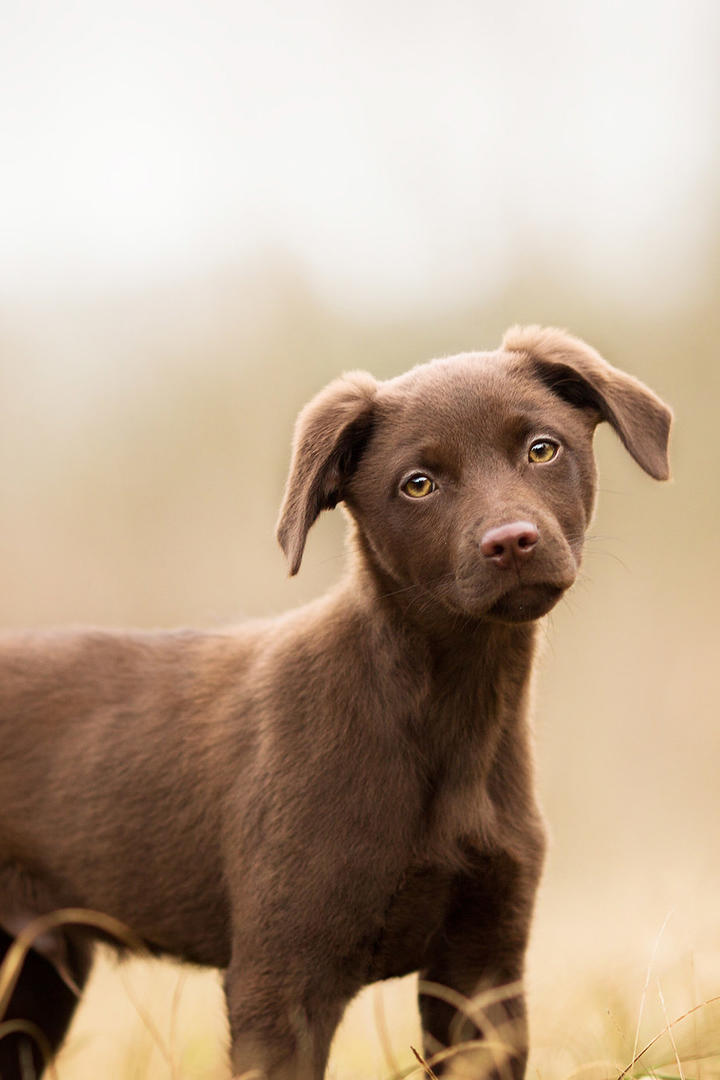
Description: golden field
xmin=2 ymin=264 xmax=719 ymax=1077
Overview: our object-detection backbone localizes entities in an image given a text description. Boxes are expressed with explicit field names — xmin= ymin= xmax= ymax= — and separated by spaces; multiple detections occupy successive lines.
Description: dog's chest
xmin=415 ymin=702 xmax=510 ymax=865
xmin=360 ymin=765 xmax=508 ymax=983
xmin=362 ymin=862 xmax=455 ymax=981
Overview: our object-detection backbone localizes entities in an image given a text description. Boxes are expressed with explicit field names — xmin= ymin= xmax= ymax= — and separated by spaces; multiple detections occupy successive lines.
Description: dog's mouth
xmin=485 ymin=582 xmax=567 ymax=623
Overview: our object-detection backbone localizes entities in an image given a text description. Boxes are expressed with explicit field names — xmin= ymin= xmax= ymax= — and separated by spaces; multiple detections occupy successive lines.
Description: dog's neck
xmin=346 ymin=518 xmax=536 ymax=654
xmin=334 ymin=528 xmax=539 ymax=862
xmin=343 ymin=522 xmax=537 ymax=729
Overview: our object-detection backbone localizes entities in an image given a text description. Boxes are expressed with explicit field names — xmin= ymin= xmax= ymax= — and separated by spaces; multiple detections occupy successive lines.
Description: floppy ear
xmin=276 ymin=371 xmax=378 ymax=575
xmin=502 ymin=325 xmax=673 ymax=481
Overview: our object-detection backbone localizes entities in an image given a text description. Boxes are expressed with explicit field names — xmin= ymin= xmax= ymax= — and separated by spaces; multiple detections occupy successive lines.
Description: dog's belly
xmin=0 ymin=853 xmax=232 ymax=969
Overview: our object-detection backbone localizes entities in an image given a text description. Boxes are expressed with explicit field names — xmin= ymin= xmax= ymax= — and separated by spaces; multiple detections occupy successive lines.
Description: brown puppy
xmin=0 ymin=327 xmax=671 ymax=1080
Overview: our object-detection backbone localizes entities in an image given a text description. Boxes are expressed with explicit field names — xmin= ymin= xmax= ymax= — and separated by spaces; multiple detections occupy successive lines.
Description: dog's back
xmin=0 ymin=628 xmax=260 ymax=964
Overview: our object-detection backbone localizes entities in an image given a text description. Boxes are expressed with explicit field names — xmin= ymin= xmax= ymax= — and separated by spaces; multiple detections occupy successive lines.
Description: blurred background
xmin=1 ymin=0 xmax=719 ymax=1076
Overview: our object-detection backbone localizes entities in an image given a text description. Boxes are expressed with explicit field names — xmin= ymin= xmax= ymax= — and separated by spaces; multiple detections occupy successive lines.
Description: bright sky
xmin=1 ymin=0 xmax=717 ymax=308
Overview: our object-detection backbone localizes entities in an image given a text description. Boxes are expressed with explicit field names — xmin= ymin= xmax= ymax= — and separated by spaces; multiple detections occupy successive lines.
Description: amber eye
xmin=401 ymin=474 xmax=436 ymax=498
xmin=528 ymin=439 xmax=559 ymax=464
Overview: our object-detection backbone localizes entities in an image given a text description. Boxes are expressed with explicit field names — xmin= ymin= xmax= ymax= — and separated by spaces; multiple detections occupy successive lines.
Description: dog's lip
xmin=452 ymin=573 xmax=574 ymax=621
xmin=456 ymin=568 xmax=575 ymax=601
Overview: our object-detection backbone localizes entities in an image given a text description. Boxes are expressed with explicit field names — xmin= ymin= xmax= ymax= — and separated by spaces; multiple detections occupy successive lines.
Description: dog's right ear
xmin=276 ymin=372 xmax=378 ymax=575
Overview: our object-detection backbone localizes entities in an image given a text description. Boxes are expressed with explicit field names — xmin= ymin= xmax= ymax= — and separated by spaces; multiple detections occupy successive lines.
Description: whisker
xmin=376 ymin=571 xmax=457 ymax=605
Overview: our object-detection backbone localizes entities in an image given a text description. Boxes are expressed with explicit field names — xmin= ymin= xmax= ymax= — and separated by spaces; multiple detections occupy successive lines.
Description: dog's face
xmin=344 ymin=356 xmax=596 ymax=623
xmin=277 ymin=326 xmax=672 ymax=625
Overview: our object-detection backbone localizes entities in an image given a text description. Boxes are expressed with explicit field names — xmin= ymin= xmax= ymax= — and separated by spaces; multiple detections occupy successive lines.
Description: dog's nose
xmin=480 ymin=521 xmax=539 ymax=569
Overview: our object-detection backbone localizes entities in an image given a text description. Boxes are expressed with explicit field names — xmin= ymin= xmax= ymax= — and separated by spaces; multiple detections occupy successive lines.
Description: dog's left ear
xmin=276 ymin=371 xmax=378 ymax=575
xmin=502 ymin=325 xmax=673 ymax=481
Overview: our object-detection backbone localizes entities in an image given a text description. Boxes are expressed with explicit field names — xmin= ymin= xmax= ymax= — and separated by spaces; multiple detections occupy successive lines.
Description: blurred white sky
xmin=1 ymin=0 xmax=718 ymax=309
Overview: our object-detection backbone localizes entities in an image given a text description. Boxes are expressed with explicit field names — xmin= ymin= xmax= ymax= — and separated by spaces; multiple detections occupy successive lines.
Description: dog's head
xmin=276 ymin=327 xmax=672 ymax=624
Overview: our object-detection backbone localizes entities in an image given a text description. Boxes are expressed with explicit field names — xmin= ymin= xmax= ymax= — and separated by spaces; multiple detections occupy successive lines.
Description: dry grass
xmin=2 ymin=908 xmax=720 ymax=1080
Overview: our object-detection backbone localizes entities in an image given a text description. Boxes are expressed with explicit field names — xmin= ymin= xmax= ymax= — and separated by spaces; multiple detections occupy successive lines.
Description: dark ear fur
xmin=276 ymin=372 xmax=378 ymax=575
xmin=502 ymin=325 xmax=673 ymax=480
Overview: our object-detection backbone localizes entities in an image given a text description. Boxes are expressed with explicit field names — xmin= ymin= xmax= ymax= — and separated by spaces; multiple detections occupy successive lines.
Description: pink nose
xmin=480 ymin=521 xmax=539 ymax=569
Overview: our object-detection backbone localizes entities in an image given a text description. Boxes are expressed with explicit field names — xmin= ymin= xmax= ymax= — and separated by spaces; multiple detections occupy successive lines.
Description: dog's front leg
xmin=224 ymin=960 xmax=345 ymax=1080
xmin=418 ymin=847 xmax=543 ymax=1080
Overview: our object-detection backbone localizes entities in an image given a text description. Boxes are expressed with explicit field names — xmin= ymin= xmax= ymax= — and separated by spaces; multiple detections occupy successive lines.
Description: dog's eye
xmin=401 ymin=474 xmax=436 ymax=498
xmin=528 ymin=440 xmax=559 ymax=464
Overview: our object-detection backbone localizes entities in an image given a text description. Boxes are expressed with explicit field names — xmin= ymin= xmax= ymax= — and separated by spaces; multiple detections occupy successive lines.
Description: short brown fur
xmin=0 ymin=328 xmax=671 ymax=1079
